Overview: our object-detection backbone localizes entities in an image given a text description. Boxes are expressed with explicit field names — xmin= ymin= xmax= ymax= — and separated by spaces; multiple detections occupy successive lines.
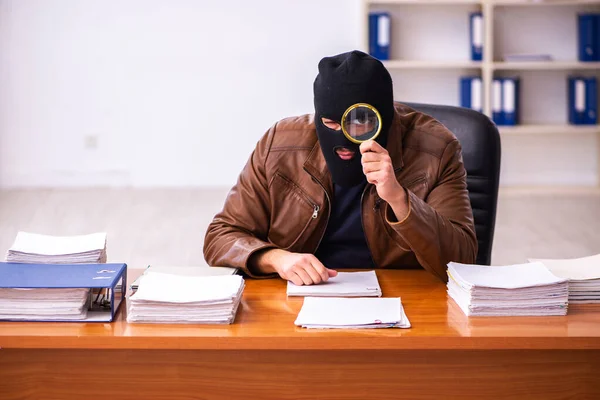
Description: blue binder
xmin=460 ymin=76 xmax=483 ymax=113
xmin=369 ymin=12 xmax=391 ymax=60
xmin=492 ymin=78 xmax=504 ymax=125
xmin=569 ymin=76 xmax=597 ymax=125
xmin=501 ymin=77 xmax=520 ymax=126
xmin=0 ymin=262 xmax=127 ymax=322
xmin=470 ymin=12 xmax=483 ymax=61
xmin=569 ymin=76 xmax=587 ymax=124
xmin=578 ymin=14 xmax=599 ymax=62
xmin=584 ymin=77 xmax=598 ymax=125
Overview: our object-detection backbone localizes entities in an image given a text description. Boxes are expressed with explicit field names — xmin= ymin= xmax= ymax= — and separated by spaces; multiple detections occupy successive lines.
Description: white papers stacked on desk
xmin=447 ymin=262 xmax=568 ymax=316
xmin=0 ymin=287 xmax=90 ymax=321
xmin=531 ymin=254 xmax=600 ymax=304
xmin=6 ymin=232 xmax=107 ymax=264
xmin=287 ymin=271 xmax=382 ymax=297
xmin=127 ymin=272 xmax=244 ymax=324
xmin=295 ymin=297 xmax=410 ymax=329
xmin=129 ymin=265 xmax=239 ymax=292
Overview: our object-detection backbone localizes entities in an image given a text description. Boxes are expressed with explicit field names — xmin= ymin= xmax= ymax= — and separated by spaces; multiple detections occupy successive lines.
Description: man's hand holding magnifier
xmin=341 ymin=103 xmax=409 ymax=222
xmin=360 ymin=140 xmax=409 ymax=222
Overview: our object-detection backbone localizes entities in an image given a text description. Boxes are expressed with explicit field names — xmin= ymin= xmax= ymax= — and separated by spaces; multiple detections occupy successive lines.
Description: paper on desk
xmin=448 ymin=261 xmax=566 ymax=290
xmin=130 ymin=265 xmax=238 ymax=290
xmin=6 ymin=231 xmax=107 ymax=263
xmin=287 ymin=270 xmax=382 ymax=297
xmin=529 ymin=254 xmax=600 ymax=304
xmin=131 ymin=272 xmax=244 ymax=303
xmin=127 ymin=271 xmax=245 ymax=324
xmin=447 ymin=262 xmax=569 ymax=316
xmin=8 ymin=232 xmax=107 ymax=256
xmin=294 ymin=297 xmax=411 ymax=329
xmin=529 ymin=254 xmax=600 ymax=281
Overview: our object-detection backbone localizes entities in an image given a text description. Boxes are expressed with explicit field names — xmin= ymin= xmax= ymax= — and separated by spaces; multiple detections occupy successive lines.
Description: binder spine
xmin=470 ymin=12 xmax=483 ymax=62
xmin=569 ymin=77 xmax=586 ymax=125
xmin=502 ymin=78 xmax=519 ymax=126
xmin=369 ymin=12 xmax=391 ymax=61
xmin=585 ymin=77 xmax=598 ymax=125
xmin=578 ymin=14 xmax=599 ymax=62
xmin=492 ymin=78 xmax=504 ymax=125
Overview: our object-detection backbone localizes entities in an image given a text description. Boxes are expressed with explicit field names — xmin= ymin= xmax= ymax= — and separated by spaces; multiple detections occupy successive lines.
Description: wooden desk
xmin=1 ymin=270 xmax=599 ymax=400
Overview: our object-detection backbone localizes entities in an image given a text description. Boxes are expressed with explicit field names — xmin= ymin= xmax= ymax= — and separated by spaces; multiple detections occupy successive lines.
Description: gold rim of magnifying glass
xmin=341 ymin=103 xmax=382 ymax=144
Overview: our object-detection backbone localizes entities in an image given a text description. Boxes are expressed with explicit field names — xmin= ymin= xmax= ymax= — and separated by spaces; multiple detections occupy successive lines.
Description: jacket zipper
xmin=277 ymin=173 xmax=321 ymax=214
xmin=310 ymin=178 xmax=331 ymax=253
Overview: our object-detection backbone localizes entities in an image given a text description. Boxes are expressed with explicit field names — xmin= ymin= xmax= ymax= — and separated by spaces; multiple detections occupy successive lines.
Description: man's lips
xmin=335 ymin=147 xmax=356 ymax=161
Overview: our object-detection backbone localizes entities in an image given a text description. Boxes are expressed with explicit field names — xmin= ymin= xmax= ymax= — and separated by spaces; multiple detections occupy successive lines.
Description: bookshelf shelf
xmin=383 ymin=60 xmax=483 ymax=69
xmin=493 ymin=61 xmax=600 ymax=70
xmin=367 ymin=0 xmax=600 ymax=6
xmin=369 ymin=0 xmax=481 ymax=4
xmin=492 ymin=0 xmax=600 ymax=7
xmin=499 ymin=124 xmax=600 ymax=135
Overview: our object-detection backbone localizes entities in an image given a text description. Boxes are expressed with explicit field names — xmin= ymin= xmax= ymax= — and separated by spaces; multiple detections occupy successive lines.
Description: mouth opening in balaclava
xmin=313 ymin=50 xmax=395 ymax=187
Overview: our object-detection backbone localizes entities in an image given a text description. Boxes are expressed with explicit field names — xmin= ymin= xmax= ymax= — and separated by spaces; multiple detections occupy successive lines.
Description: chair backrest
xmin=402 ymin=102 xmax=501 ymax=265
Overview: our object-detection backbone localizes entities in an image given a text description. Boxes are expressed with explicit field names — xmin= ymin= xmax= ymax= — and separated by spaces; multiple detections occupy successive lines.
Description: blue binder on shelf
xmin=369 ymin=12 xmax=391 ymax=60
xmin=501 ymin=77 xmax=520 ymax=126
xmin=492 ymin=78 xmax=504 ymax=125
xmin=578 ymin=14 xmax=599 ymax=62
xmin=470 ymin=12 xmax=483 ymax=62
xmin=569 ymin=76 xmax=598 ymax=125
xmin=585 ymin=77 xmax=598 ymax=125
xmin=460 ymin=76 xmax=483 ymax=113
xmin=0 ymin=262 xmax=127 ymax=322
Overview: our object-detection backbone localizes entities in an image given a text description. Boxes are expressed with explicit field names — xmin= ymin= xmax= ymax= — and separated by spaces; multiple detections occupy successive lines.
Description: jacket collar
xmin=303 ymin=106 xmax=405 ymax=189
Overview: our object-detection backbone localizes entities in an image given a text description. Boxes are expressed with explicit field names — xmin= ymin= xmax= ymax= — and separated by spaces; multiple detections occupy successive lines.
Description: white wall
xmin=0 ymin=0 xmax=598 ymax=189
xmin=0 ymin=0 xmax=363 ymax=187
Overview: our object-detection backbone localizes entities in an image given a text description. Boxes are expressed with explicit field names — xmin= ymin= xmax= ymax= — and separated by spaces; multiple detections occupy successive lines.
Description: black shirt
xmin=314 ymin=182 xmax=375 ymax=269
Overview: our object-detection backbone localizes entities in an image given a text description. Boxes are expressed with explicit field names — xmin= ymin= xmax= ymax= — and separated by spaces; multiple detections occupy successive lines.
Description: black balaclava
xmin=313 ymin=50 xmax=395 ymax=187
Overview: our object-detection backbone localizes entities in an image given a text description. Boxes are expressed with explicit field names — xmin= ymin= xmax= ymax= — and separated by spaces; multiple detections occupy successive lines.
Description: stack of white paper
xmin=127 ymin=272 xmax=245 ymax=324
xmin=447 ymin=262 xmax=569 ymax=316
xmin=295 ymin=297 xmax=411 ymax=329
xmin=532 ymin=254 xmax=600 ymax=304
xmin=287 ymin=271 xmax=382 ymax=297
xmin=6 ymin=232 xmax=107 ymax=263
xmin=129 ymin=265 xmax=239 ymax=293
xmin=0 ymin=287 xmax=90 ymax=321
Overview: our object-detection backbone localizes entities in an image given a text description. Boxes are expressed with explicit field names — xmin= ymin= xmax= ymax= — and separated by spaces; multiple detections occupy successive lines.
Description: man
xmin=204 ymin=50 xmax=477 ymax=285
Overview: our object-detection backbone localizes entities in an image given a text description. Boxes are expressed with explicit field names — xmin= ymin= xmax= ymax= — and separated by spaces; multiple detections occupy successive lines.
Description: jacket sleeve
xmin=384 ymin=138 xmax=478 ymax=282
xmin=203 ymin=124 xmax=278 ymax=278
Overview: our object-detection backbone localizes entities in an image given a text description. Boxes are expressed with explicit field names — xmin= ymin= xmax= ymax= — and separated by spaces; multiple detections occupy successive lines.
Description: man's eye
xmin=351 ymin=116 xmax=373 ymax=125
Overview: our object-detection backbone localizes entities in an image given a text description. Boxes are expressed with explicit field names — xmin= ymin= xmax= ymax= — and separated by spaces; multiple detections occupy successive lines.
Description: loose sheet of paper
xmin=294 ymin=297 xmax=410 ymax=329
xmin=287 ymin=271 xmax=382 ymax=297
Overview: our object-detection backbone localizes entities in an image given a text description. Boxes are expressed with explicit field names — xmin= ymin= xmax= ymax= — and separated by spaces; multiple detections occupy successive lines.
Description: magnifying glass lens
xmin=342 ymin=106 xmax=380 ymax=142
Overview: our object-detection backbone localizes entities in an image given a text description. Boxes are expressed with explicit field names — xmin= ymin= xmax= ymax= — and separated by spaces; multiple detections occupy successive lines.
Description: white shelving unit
xmin=363 ymin=0 xmax=600 ymax=190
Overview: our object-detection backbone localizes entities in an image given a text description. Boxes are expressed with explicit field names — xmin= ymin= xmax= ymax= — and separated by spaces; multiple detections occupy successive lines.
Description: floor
xmin=1 ymin=188 xmax=599 ymax=269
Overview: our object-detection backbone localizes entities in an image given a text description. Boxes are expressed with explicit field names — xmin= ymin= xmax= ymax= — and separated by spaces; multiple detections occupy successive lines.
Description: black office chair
xmin=402 ymin=102 xmax=501 ymax=265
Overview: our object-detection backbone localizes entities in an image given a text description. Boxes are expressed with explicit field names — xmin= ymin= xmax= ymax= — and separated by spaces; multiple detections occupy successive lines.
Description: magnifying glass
xmin=341 ymin=103 xmax=382 ymax=144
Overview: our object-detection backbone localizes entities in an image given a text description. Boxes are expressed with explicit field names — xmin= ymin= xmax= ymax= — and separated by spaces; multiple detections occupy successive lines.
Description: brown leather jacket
xmin=204 ymin=103 xmax=477 ymax=282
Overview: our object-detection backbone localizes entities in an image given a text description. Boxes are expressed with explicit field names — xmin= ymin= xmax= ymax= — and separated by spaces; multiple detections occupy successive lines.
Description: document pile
xmin=287 ymin=271 xmax=382 ymax=297
xmin=0 ymin=287 xmax=90 ymax=321
xmin=127 ymin=272 xmax=244 ymax=324
xmin=532 ymin=254 xmax=600 ymax=304
xmin=129 ymin=265 xmax=239 ymax=293
xmin=447 ymin=262 xmax=569 ymax=316
xmin=295 ymin=297 xmax=411 ymax=329
xmin=6 ymin=232 xmax=107 ymax=264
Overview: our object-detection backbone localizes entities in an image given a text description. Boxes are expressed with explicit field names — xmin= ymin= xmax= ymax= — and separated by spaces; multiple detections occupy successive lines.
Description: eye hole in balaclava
xmin=313 ymin=50 xmax=395 ymax=187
